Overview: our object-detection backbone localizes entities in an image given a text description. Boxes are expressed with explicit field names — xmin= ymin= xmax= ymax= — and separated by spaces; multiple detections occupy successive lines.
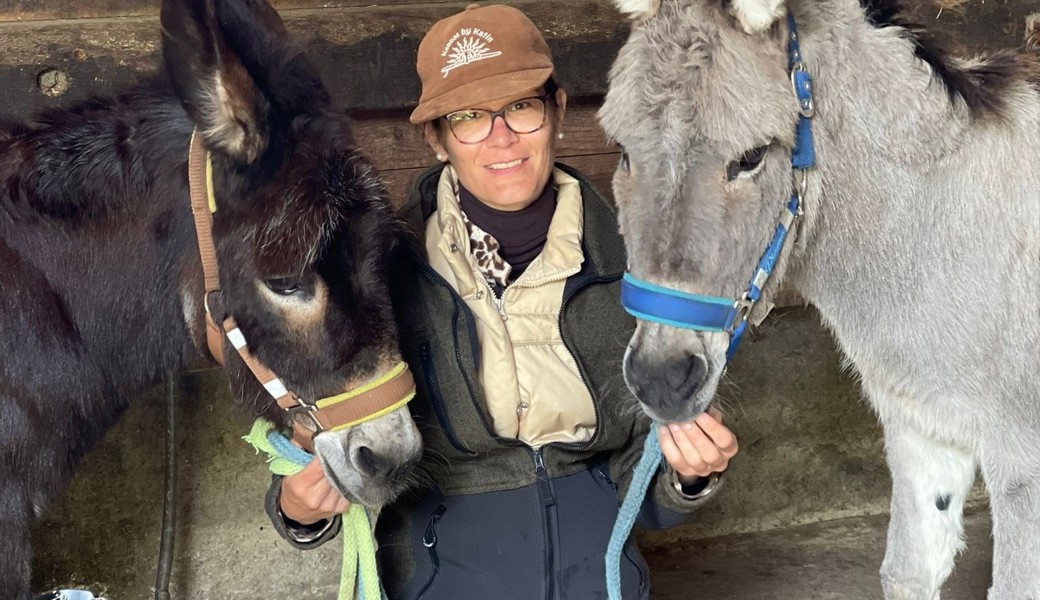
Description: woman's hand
xmin=279 ymin=458 xmax=351 ymax=525
xmin=658 ymin=407 xmax=739 ymax=485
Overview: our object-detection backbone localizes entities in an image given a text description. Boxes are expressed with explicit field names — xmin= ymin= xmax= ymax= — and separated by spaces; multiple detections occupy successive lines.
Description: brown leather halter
xmin=186 ymin=130 xmax=415 ymax=452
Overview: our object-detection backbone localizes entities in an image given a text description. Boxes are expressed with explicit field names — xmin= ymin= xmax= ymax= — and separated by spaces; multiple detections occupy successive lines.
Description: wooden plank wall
xmin=1 ymin=0 xmax=1038 ymax=210
xmin=0 ymin=0 xmax=630 ymax=204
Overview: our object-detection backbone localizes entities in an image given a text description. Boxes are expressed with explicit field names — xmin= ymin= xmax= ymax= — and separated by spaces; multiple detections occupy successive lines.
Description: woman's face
xmin=426 ymin=87 xmax=567 ymax=211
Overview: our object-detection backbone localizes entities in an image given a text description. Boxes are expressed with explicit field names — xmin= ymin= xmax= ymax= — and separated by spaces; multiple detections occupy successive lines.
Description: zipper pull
xmin=422 ymin=505 xmax=446 ymax=548
xmin=532 ymin=449 xmax=555 ymax=507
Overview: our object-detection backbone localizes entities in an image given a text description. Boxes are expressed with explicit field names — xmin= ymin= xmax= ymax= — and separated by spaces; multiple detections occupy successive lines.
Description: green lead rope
xmin=244 ymin=419 xmax=382 ymax=600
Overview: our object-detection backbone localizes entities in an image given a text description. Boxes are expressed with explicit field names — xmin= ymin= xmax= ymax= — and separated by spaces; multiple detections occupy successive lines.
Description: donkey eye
xmin=264 ymin=277 xmax=301 ymax=296
xmin=726 ymin=145 xmax=769 ymax=181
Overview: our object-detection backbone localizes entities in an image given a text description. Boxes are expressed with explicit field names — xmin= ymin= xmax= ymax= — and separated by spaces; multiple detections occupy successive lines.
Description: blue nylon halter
xmin=620 ymin=12 xmax=816 ymax=362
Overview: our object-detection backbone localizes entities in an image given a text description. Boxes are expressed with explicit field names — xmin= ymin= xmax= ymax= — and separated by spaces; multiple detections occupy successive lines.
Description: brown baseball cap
xmin=409 ymin=3 xmax=555 ymax=124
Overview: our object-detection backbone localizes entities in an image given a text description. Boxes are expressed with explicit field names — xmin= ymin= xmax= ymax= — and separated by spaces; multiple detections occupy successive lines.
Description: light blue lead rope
xmin=606 ymin=423 xmax=662 ymax=600
xmin=266 ymin=429 xmax=314 ymax=467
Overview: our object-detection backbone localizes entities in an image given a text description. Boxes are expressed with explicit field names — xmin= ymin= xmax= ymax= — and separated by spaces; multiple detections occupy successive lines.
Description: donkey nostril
xmin=354 ymin=445 xmax=414 ymax=481
xmin=687 ymin=354 xmax=707 ymax=389
xmin=667 ymin=354 xmax=707 ymax=396
xmin=354 ymin=446 xmax=382 ymax=478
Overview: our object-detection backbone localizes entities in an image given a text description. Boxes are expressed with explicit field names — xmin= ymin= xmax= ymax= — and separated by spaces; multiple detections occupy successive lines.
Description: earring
xmin=556 ymin=132 xmax=565 ymax=140
xmin=435 ymin=153 xmax=445 ymax=162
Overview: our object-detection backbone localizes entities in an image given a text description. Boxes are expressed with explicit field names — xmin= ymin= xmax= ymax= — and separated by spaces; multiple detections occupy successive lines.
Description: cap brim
xmin=409 ymin=67 xmax=555 ymax=124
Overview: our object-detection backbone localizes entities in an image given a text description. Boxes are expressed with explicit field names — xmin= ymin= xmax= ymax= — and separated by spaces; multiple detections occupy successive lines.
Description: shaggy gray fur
xmin=599 ymin=1 xmax=1040 ymax=598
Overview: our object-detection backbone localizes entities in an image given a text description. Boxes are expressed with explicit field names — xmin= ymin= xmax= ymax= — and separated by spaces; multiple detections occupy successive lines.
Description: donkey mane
xmin=857 ymin=0 xmax=1040 ymax=118
xmin=0 ymin=80 xmax=191 ymax=223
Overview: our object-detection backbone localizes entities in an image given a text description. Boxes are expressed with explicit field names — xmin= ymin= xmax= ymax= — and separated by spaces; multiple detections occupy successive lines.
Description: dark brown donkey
xmin=0 ymin=0 xmax=421 ymax=596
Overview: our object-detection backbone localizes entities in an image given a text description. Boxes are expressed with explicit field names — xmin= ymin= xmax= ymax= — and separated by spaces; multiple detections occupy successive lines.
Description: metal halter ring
xmin=286 ymin=398 xmax=324 ymax=435
xmin=792 ymin=168 xmax=809 ymax=204
xmin=727 ymin=295 xmax=754 ymax=334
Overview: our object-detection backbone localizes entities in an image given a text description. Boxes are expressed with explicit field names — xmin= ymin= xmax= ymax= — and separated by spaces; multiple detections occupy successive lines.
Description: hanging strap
xmin=187 ymin=131 xmax=227 ymax=364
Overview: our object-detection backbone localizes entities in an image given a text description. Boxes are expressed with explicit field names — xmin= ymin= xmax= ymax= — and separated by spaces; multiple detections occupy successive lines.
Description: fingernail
xmin=682 ymin=422 xmax=694 ymax=431
xmin=669 ymin=423 xmax=680 ymax=432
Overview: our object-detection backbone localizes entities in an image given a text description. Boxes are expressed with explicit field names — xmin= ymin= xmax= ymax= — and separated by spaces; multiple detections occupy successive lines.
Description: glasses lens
xmin=503 ymin=97 xmax=546 ymax=134
xmin=445 ymin=97 xmax=548 ymax=144
xmin=446 ymin=110 xmax=492 ymax=144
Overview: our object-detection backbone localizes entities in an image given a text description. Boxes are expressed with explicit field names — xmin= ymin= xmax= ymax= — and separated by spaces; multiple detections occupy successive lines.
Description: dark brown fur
xmin=0 ymin=0 xmax=408 ymax=596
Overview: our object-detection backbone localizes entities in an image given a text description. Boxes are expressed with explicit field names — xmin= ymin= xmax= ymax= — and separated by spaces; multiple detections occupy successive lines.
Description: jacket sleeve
xmin=265 ymin=474 xmax=342 ymax=550
xmin=607 ymin=414 xmax=725 ymax=530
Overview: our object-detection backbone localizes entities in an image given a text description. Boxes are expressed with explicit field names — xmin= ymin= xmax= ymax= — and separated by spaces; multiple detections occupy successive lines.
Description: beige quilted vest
xmin=424 ymin=166 xmax=596 ymax=446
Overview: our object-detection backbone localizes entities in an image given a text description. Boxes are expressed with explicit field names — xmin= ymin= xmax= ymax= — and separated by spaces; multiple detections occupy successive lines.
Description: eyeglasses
xmin=443 ymin=96 xmax=549 ymax=144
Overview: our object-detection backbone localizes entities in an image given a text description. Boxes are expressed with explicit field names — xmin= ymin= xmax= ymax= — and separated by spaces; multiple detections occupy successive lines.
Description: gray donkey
xmin=598 ymin=0 xmax=1040 ymax=598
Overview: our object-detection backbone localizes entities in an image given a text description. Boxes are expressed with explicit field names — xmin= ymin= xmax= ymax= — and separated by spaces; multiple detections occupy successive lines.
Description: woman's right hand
xmin=279 ymin=458 xmax=351 ymax=525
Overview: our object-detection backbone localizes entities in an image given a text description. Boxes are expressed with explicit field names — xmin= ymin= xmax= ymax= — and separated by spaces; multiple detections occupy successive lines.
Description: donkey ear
xmin=161 ymin=0 xmax=269 ymax=163
xmin=214 ymin=0 xmax=332 ymax=118
xmin=730 ymin=0 xmax=786 ymax=33
xmin=609 ymin=0 xmax=661 ymax=20
xmin=161 ymin=0 xmax=330 ymax=164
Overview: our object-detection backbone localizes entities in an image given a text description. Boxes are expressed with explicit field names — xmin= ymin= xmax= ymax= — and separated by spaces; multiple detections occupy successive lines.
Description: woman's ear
xmin=553 ymin=88 xmax=568 ymax=131
xmin=423 ymin=122 xmax=449 ymax=162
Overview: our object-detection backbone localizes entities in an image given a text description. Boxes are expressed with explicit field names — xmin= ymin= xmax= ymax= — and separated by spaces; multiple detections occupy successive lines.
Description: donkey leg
xmin=980 ymin=463 xmax=1040 ymax=599
xmin=0 ymin=478 xmax=34 ymax=600
xmin=879 ymin=421 xmax=976 ymax=600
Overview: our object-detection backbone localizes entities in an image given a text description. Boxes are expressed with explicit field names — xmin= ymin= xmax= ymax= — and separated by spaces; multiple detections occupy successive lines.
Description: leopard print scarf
xmin=454 ymin=186 xmax=512 ymax=289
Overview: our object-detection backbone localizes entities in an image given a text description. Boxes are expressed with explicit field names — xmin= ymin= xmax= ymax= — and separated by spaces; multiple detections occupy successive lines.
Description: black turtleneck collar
xmin=458 ymin=181 xmax=557 ymax=281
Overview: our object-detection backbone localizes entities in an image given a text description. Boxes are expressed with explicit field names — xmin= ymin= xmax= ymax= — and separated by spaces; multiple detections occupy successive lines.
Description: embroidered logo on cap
xmin=440 ymin=28 xmax=502 ymax=78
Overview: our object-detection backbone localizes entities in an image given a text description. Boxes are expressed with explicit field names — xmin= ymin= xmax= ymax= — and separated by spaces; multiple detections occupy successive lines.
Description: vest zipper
xmin=552 ymin=273 xmax=621 ymax=453
xmin=414 ymin=256 xmax=499 ymax=437
xmin=531 ymin=447 xmax=556 ymax=600
xmin=418 ymin=342 xmax=473 ymax=455
xmin=479 ymin=275 xmax=505 ymax=316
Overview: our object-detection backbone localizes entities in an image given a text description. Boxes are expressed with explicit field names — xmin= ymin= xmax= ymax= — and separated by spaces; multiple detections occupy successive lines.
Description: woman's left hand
xmin=658 ymin=407 xmax=739 ymax=485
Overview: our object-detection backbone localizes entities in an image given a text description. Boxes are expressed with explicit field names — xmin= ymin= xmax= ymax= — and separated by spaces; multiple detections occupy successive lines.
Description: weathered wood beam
xmin=0 ymin=1 xmax=628 ymax=119
xmin=0 ymin=0 xmax=458 ymax=22
xmin=902 ymin=0 xmax=1040 ymax=54
xmin=3 ymin=0 xmax=1038 ymax=121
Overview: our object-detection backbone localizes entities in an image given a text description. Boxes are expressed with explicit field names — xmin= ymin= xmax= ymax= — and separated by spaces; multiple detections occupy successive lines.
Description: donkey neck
xmin=794 ymin=0 xmax=979 ymax=171
xmin=0 ymin=85 xmax=211 ymax=391
xmin=784 ymin=0 xmax=1040 ymax=378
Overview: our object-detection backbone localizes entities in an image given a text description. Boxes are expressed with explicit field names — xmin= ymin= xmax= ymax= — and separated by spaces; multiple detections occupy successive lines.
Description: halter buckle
xmin=790 ymin=62 xmax=815 ymax=118
xmin=286 ymin=398 xmax=325 ymax=435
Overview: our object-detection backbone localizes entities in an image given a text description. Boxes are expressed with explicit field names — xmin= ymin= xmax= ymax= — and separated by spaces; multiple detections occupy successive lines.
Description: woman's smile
xmin=485 ymin=157 xmax=528 ymax=173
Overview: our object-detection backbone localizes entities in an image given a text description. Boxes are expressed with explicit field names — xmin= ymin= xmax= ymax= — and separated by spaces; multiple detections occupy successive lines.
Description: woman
xmin=267 ymin=5 xmax=739 ymax=598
